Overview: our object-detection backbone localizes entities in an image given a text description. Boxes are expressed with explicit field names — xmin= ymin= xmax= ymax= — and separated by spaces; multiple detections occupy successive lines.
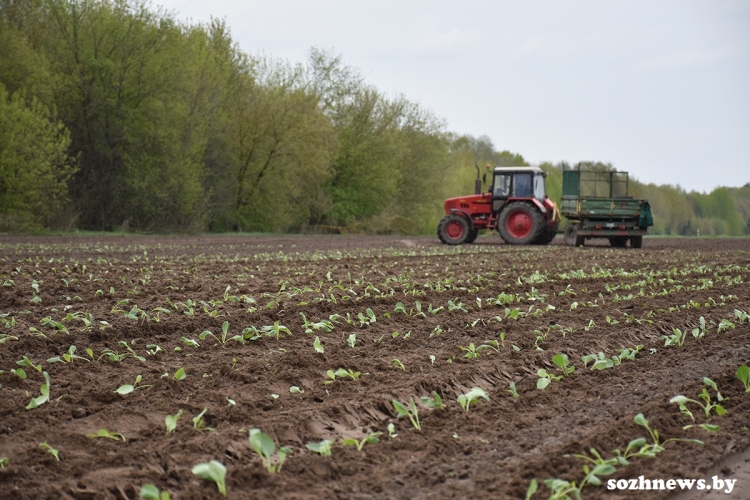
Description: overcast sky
xmin=158 ymin=0 xmax=749 ymax=193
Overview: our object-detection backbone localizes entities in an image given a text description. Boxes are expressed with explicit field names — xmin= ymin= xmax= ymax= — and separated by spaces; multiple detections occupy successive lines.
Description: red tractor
xmin=437 ymin=166 xmax=560 ymax=245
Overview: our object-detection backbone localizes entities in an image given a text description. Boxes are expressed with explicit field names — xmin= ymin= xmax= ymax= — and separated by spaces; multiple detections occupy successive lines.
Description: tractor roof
xmin=493 ymin=166 xmax=546 ymax=175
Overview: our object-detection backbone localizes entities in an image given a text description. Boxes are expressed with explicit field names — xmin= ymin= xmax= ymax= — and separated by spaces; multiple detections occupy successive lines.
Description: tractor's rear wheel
xmin=437 ymin=215 xmax=470 ymax=245
xmin=498 ymin=202 xmax=543 ymax=245
xmin=631 ymin=235 xmax=643 ymax=248
xmin=609 ymin=237 xmax=628 ymax=247
xmin=533 ymin=224 xmax=558 ymax=245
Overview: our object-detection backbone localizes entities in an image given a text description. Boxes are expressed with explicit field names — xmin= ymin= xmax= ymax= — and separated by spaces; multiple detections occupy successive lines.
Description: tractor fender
xmin=448 ymin=209 xmax=475 ymax=231
xmin=503 ymin=197 xmax=547 ymax=214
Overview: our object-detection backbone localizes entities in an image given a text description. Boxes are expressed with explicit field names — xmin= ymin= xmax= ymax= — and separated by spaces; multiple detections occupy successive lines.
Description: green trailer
xmin=561 ymin=168 xmax=653 ymax=248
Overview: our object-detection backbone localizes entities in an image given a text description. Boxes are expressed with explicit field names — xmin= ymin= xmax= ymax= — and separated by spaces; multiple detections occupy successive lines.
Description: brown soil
xmin=0 ymin=234 xmax=748 ymax=500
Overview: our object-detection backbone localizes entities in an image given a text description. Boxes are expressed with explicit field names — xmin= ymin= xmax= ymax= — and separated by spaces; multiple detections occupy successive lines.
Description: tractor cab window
xmin=533 ymin=173 xmax=546 ymax=200
xmin=493 ymin=174 xmax=512 ymax=197
xmin=514 ymin=173 xmax=532 ymax=197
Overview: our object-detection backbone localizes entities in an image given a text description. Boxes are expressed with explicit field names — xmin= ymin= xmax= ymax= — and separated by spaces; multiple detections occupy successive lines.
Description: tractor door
xmin=492 ymin=173 xmax=512 ymax=212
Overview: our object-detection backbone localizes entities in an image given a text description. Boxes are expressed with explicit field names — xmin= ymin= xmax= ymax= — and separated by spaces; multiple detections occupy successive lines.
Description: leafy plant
xmin=248 ymin=428 xmax=291 ymax=473
xmin=552 ymin=353 xmax=575 ymax=376
xmin=86 ymin=429 xmax=125 ymax=441
xmin=39 ymin=442 xmax=60 ymax=461
xmin=26 ymin=371 xmax=51 ymax=410
xmin=343 ymin=432 xmax=382 ymax=451
xmin=537 ymin=368 xmax=562 ymax=390
xmin=165 ymin=410 xmax=183 ymax=434
xmin=391 ymin=398 xmax=421 ymax=431
xmin=324 ymin=368 xmax=362 ymax=384
xmin=305 ymin=440 xmax=333 ymax=456
xmin=419 ymin=391 xmax=444 ymax=409
xmin=505 ymin=382 xmax=519 ymax=398
xmin=192 ymin=408 xmax=215 ymax=432
xmin=313 ymin=336 xmax=324 ymax=353
xmin=139 ymin=484 xmax=171 ymax=500
xmin=173 ymin=368 xmax=186 ymax=380
xmin=457 ymin=387 xmax=489 ymax=412
xmin=670 ymin=378 xmax=727 ymax=421
xmin=47 ymin=345 xmax=88 ymax=364
xmin=199 ymin=321 xmax=233 ymax=345
xmin=662 ymin=327 xmax=688 ymax=347
xmin=347 ymin=334 xmax=356 ymax=348
xmin=116 ymin=374 xmax=151 ymax=395
xmin=691 ymin=316 xmax=708 ymax=339
xmin=737 ymin=365 xmax=750 ymax=392
xmin=192 ymin=460 xmax=227 ymax=496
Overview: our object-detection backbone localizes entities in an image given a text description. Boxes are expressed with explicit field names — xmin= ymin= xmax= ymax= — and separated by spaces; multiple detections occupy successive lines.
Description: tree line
xmin=1 ymin=0 xmax=748 ymax=236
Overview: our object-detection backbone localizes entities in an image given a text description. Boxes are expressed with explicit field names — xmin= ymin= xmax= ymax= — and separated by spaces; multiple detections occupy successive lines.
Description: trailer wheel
xmin=564 ymin=224 xmax=578 ymax=246
xmin=630 ymin=235 xmax=643 ymax=248
xmin=609 ymin=237 xmax=628 ymax=248
xmin=498 ymin=202 xmax=543 ymax=245
xmin=437 ymin=215 xmax=470 ymax=245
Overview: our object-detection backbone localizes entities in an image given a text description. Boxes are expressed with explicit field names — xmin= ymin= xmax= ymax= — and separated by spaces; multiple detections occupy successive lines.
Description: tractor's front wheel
xmin=437 ymin=214 xmax=470 ymax=245
xmin=498 ymin=202 xmax=543 ymax=245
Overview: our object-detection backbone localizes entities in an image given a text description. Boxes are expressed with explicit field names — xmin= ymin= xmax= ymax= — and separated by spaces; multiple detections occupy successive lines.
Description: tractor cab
xmin=491 ymin=167 xmax=547 ymax=199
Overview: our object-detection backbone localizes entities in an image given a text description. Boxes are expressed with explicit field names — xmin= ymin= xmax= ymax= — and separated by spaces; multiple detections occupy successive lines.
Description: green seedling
xmin=260 ymin=321 xmax=292 ymax=340
xmin=248 ymin=428 xmax=291 ymax=473
xmin=17 ymin=356 xmax=42 ymax=372
xmin=199 ymin=321 xmax=232 ymax=345
xmin=305 ymin=440 xmax=333 ymax=456
xmin=662 ymin=327 xmax=687 ymax=347
xmin=192 ymin=460 xmax=227 ymax=496
xmin=394 ymin=302 xmax=407 ymax=314
xmin=11 ymin=367 xmax=26 ymax=379
xmin=324 ymin=368 xmax=362 ymax=384
xmin=537 ymin=368 xmax=562 ymax=390
xmin=634 ymin=413 xmax=703 ymax=451
xmin=180 ymin=336 xmax=200 ymax=348
xmin=670 ymin=377 xmax=726 ymax=421
xmin=343 ymin=432 xmax=382 ymax=451
xmin=357 ymin=308 xmax=377 ymax=326
xmin=420 ymin=391 xmax=444 ymax=409
xmin=581 ymin=352 xmax=620 ymax=370
xmin=552 ymin=353 xmax=575 ymax=376
xmin=87 ymin=429 xmax=125 ymax=441
xmin=116 ymin=374 xmax=151 ymax=395
xmin=716 ymin=318 xmax=735 ymax=332
xmin=39 ymin=442 xmax=60 ymax=461
xmin=525 ymin=479 xmax=538 ymax=500
xmin=313 ymin=336 xmax=324 ymax=353
xmin=347 ymin=334 xmax=357 ymax=348
xmin=457 ymin=387 xmax=489 ymax=412
xmin=683 ymin=423 xmax=721 ymax=433
xmin=505 ymin=382 xmax=519 ymax=398
xmin=429 ymin=355 xmax=436 ymax=365
xmin=146 ymin=344 xmax=164 ymax=356
xmin=165 ymin=410 xmax=183 ymax=434
xmin=392 ymin=398 xmax=421 ymax=431
xmin=47 ymin=345 xmax=88 ymax=364
xmin=0 ymin=457 xmax=7 ymax=468
xmin=26 ymin=371 xmax=51 ymax=410
xmin=736 ymin=365 xmax=750 ymax=392
xmin=691 ymin=316 xmax=708 ymax=339
xmin=289 ymin=386 xmax=304 ymax=394
xmin=139 ymin=484 xmax=171 ymax=500
xmin=100 ymin=341 xmax=146 ymax=362
xmin=391 ymin=359 xmax=405 ymax=370
xmin=387 ymin=423 xmax=397 ymax=438
xmin=193 ymin=408 xmax=215 ymax=432
xmin=173 ymin=368 xmax=186 ymax=380
xmin=459 ymin=343 xmax=485 ymax=359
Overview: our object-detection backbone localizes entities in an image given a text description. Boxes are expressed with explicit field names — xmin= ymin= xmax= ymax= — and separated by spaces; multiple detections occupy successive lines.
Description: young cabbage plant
xmin=670 ymin=377 xmax=727 ymax=421
xmin=419 ymin=392 xmax=444 ymax=409
xmin=192 ymin=408 xmax=215 ymax=432
xmin=552 ymin=353 xmax=575 ymax=376
xmin=305 ymin=440 xmax=333 ymax=456
xmin=343 ymin=432 xmax=382 ymax=451
xmin=391 ymin=398 xmax=421 ymax=431
xmin=115 ymin=374 xmax=151 ymax=395
xmin=536 ymin=368 xmax=562 ymax=390
xmin=248 ymin=428 xmax=291 ymax=473
xmin=139 ymin=484 xmax=171 ymax=500
xmin=199 ymin=321 xmax=232 ymax=345
xmin=47 ymin=345 xmax=88 ymax=364
xmin=26 ymin=371 xmax=51 ymax=410
xmin=165 ymin=410 xmax=183 ymax=434
xmin=505 ymin=382 xmax=520 ymax=398
xmin=39 ymin=442 xmax=60 ymax=461
xmin=457 ymin=387 xmax=489 ymax=412
xmin=192 ymin=460 xmax=227 ymax=496
xmin=736 ymin=365 xmax=750 ymax=392
xmin=313 ymin=336 xmax=324 ymax=353
xmin=86 ymin=429 xmax=125 ymax=441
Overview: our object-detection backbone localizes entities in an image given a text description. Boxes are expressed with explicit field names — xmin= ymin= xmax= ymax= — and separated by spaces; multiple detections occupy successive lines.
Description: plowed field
xmin=0 ymin=235 xmax=749 ymax=500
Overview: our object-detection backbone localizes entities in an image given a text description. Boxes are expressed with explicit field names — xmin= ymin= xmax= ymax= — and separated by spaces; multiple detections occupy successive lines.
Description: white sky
xmin=157 ymin=0 xmax=750 ymax=193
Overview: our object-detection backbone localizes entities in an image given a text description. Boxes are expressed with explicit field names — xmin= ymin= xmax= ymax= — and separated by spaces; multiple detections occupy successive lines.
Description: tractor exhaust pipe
xmin=475 ymin=164 xmax=481 ymax=195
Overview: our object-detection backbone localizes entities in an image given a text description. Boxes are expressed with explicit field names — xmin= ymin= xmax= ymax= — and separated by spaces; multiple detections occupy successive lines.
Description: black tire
xmin=564 ymin=224 xmax=577 ymax=246
xmin=533 ymin=224 xmax=558 ymax=245
xmin=465 ymin=229 xmax=480 ymax=244
xmin=609 ymin=237 xmax=628 ymax=248
xmin=631 ymin=235 xmax=643 ymax=248
xmin=498 ymin=202 xmax=543 ymax=245
xmin=437 ymin=214 xmax=470 ymax=245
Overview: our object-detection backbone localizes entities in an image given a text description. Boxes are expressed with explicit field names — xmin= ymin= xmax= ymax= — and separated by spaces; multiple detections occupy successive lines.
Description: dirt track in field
xmin=0 ymin=234 xmax=748 ymax=500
